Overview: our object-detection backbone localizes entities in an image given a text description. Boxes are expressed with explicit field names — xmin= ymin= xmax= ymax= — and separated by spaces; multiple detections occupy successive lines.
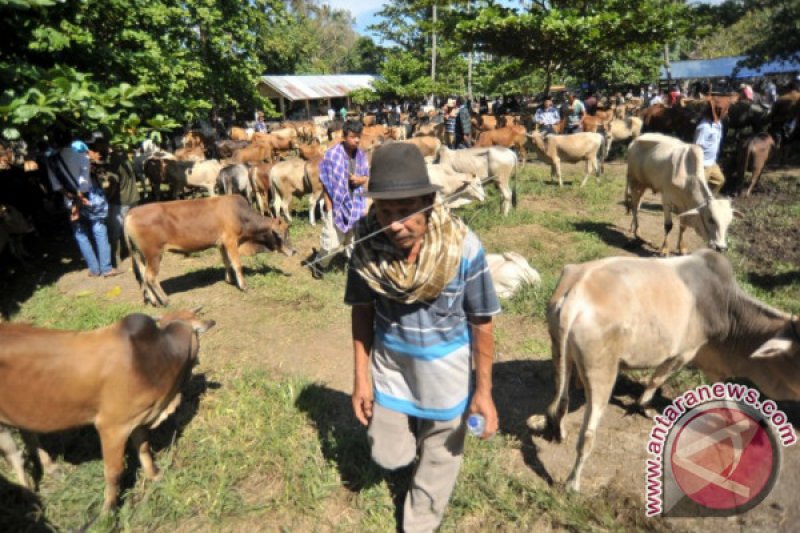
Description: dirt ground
xmin=4 ymin=161 xmax=799 ymax=531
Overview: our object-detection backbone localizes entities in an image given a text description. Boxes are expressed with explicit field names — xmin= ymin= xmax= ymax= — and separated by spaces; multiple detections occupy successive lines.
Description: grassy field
xmin=1 ymin=160 xmax=798 ymax=532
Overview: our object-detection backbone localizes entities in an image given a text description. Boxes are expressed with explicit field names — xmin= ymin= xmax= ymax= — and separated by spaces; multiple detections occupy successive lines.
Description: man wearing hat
xmin=346 ymin=143 xmax=500 ymax=532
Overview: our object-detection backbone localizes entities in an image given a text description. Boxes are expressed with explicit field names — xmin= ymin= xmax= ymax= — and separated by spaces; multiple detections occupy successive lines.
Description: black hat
xmin=366 ymin=143 xmax=441 ymax=200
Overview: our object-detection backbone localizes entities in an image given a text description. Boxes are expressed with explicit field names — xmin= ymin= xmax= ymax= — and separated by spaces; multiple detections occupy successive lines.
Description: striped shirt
xmin=345 ymin=231 xmax=501 ymax=421
xmin=319 ymin=143 xmax=369 ymax=233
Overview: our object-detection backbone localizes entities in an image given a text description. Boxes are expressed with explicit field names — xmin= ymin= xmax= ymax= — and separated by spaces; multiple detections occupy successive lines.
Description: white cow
xmin=437 ymin=146 xmax=517 ymax=215
xmin=626 ymin=133 xmax=737 ymax=256
xmin=486 ymin=252 xmax=540 ymax=298
xmin=425 ymin=164 xmax=485 ymax=209
xmin=529 ymin=250 xmax=800 ymax=491
xmin=604 ymin=116 xmax=642 ymax=158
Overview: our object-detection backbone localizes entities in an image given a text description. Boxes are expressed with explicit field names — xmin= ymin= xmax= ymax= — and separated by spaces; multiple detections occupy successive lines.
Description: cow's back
xmin=627 ymin=133 xmax=701 ymax=196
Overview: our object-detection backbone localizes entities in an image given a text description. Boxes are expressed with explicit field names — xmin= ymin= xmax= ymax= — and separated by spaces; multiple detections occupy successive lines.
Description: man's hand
xmin=349 ymin=174 xmax=368 ymax=188
xmin=69 ymin=204 xmax=80 ymax=222
xmin=469 ymin=390 xmax=498 ymax=439
xmin=352 ymin=377 xmax=374 ymax=426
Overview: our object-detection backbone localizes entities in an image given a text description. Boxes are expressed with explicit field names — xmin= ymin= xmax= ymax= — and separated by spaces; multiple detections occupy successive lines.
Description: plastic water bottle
xmin=467 ymin=414 xmax=486 ymax=437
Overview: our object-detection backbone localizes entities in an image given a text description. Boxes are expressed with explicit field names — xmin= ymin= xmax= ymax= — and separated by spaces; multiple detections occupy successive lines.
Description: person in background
xmin=583 ymin=91 xmax=598 ymax=116
xmin=444 ymin=99 xmax=458 ymax=148
xmin=311 ymin=120 xmax=369 ymax=279
xmin=46 ymin=131 xmax=120 ymax=278
xmin=347 ymin=143 xmax=500 ymax=533
xmin=254 ymin=112 xmax=267 ymax=133
xmin=104 ymin=147 xmax=140 ymax=267
xmin=455 ymin=97 xmax=472 ymax=148
xmin=694 ymin=101 xmax=725 ymax=194
xmin=564 ymin=92 xmax=585 ymax=134
xmin=339 ymin=106 xmax=348 ymax=121
xmin=534 ymin=95 xmax=561 ymax=134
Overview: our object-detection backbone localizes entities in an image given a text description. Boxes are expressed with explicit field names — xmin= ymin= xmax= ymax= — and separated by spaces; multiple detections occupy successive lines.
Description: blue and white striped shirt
xmin=345 ymin=231 xmax=501 ymax=421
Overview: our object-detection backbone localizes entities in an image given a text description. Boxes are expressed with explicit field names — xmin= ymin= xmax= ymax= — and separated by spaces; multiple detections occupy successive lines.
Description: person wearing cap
xmin=45 ymin=132 xmax=120 ymax=277
xmin=312 ymin=120 xmax=369 ymax=278
xmin=694 ymin=101 xmax=725 ymax=194
xmin=254 ymin=111 xmax=267 ymax=133
xmin=346 ymin=143 xmax=500 ymax=532
xmin=534 ymin=95 xmax=561 ymax=134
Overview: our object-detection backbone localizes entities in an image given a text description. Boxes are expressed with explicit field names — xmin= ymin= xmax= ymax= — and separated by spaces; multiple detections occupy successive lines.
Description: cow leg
xmin=0 ymin=428 xmax=29 ymax=488
xmin=552 ymin=159 xmax=563 ymax=187
xmin=628 ymin=186 xmax=645 ymax=240
xmin=224 ymin=241 xmax=247 ymax=291
xmin=130 ymin=427 xmax=160 ymax=481
xmin=565 ymin=363 xmax=616 ymax=492
xmin=497 ymin=180 xmax=512 ymax=216
xmin=638 ymin=358 xmax=684 ymax=408
xmin=219 ymin=245 xmax=234 ymax=285
xmin=21 ymin=431 xmax=56 ymax=476
xmin=659 ymin=204 xmax=674 ymax=256
xmin=676 ymin=221 xmax=690 ymax=256
xmin=579 ymin=159 xmax=592 ymax=188
xmin=144 ymin=253 xmax=169 ymax=307
xmin=746 ymin=159 xmax=765 ymax=197
xmin=97 ymin=425 xmax=130 ymax=511
xmin=528 ymin=341 xmax=574 ymax=443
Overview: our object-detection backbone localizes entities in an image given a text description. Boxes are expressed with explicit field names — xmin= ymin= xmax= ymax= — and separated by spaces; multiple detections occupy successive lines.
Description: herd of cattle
xmin=0 ymin=89 xmax=799 ymax=514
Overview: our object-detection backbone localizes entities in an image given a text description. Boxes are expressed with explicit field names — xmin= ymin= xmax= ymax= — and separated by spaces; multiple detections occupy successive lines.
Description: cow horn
xmin=191 ymin=305 xmax=204 ymax=314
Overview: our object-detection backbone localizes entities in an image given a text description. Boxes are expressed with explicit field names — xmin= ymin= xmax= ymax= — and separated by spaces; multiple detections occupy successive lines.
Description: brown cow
xmin=232 ymin=143 xmax=272 ymax=165
xmin=475 ymin=124 xmax=528 ymax=163
xmin=229 ymin=127 xmax=251 ymax=141
xmin=400 ymin=136 xmax=442 ymax=161
xmin=175 ymin=145 xmax=205 ymax=162
xmin=125 ymin=196 xmax=295 ymax=306
xmin=737 ymin=132 xmax=775 ymax=196
xmin=0 ymin=309 xmax=216 ymax=511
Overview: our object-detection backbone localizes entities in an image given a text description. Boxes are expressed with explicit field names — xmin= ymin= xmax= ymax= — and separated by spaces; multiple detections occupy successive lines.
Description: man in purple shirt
xmin=311 ymin=120 xmax=369 ymax=278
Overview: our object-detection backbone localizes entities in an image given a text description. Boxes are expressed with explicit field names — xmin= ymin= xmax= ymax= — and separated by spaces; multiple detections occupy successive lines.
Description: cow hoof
xmin=565 ymin=477 xmax=580 ymax=492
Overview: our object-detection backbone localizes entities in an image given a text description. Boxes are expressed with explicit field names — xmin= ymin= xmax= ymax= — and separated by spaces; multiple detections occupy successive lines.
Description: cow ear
xmin=194 ymin=319 xmax=216 ymax=334
xmin=751 ymin=337 xmax=794 ymax=359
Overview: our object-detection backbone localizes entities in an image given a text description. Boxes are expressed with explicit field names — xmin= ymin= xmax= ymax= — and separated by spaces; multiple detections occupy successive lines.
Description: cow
xmin=125 ymin=196 xmax=295 ymax=306
xmin=527 ymin=131 xmax=605 ymax=188
xmin=604 ymin=117 xmax=642 ymax=158
xmin=425 ymin=164 xmax=485 ymax=209
xmin=248 ymin=162 xmax=274 ymax=216
xmin=174 ymin=144 xmax=205 ymax=162
xmin=527 ymin=250 xmax=800 ymax=491
xmin=0 ymin=204 xmax=34 ymax=262
xmin=217 ymin=164 xmax=254 ymax=203
xmin=231 ymin=143 xmax=272 ymax=165
xmin=437 ymin=146 xmax=517 ymax=216
xmin=735 ymin=132 xmax=775 ymax=197
xmin=474 ymin=124 xmax=528 ymax=164
xmin=0 ymin=309 xmax=216 ymax=511
xmin=143 ymin=153 xmax=177 ymax=201
xmin=486 ymin=252 xmax=541 ymax=299
xmin=229 ymin=126 xmax=252 ymax=141
xmin=269 ymin=156 xmax=323 ymax=225
xmin=400 ymin=136 xmax=442 ymax=162
xmin=215 ymin=140 xmax=249 ymax=159
xmin=626 ymin=133 xmax=737 ymax=256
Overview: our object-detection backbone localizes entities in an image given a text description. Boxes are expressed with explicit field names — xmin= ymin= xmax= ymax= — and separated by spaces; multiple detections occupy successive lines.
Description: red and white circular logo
xmin=669 ymin=403 xmax=781 ymax=513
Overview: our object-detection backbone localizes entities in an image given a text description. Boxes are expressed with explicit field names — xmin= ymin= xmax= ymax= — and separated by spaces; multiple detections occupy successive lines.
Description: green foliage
xmin=349 ymin=87 xmax=379 ymax=107
xmin=460 ymin=0 xmax=696 ymax=92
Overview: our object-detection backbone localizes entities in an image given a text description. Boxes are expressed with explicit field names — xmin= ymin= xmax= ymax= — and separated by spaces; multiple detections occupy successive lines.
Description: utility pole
xmin=431 ymin=4 xmax=437 ymax=83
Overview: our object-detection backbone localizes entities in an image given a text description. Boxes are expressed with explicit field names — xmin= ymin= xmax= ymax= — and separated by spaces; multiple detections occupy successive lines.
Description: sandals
xmin=101 ymin=269 xmax=124 ymax=278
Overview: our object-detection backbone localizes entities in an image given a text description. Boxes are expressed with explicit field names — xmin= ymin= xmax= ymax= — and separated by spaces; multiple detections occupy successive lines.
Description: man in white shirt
xmin=694 ymin=102 xmax=725 ymax=194
xmin=534 ymin=96 xmax=561 ymax=134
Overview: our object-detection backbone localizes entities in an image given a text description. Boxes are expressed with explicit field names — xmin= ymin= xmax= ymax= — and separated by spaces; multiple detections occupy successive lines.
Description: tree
xmin=459 ymin=1 xmax=695 ymax=95
xmin=345 ymin=37 xmax=386 ymax=74
xmin=739 ymin=0 xmax=800 ymax=67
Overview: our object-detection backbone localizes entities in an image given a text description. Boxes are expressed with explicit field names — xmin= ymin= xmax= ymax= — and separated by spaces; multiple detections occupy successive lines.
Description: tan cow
xmin=528 ymin=131 xmax=605 ymax=187
xmin=125 ymin=196 xmax=294 ymax=306
xmin=400 ymin=136 xmax=442 ymax=162
xmin=528 ymin=250 xmax=800 ymax=491
xmin=232 ymin=143 xmax=272 ymax=165
xmin=626 ymin=133 xmax=736 ymax=255
xmin=269 ymin=154 xmax=323 ymax=225
xmin=437 ymin=146 xmax=517 ymax=215
xmin=604 ymin=116 xmax=643 ymax=158
xmin=0 ymin=309 xmax=216 ymax=510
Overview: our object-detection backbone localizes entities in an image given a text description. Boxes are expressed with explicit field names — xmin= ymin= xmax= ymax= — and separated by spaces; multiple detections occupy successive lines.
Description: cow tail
xmin=598 ymin=134 xmax=606 ymax=175
xmin=624 ymin=173 xmax=632 ymax=214
xmin=511 ymin=156 xmax=518 ymax=209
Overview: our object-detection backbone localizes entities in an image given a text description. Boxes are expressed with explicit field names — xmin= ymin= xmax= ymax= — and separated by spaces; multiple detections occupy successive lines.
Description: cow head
xmin=445 ymin=174 xmax=485 ymax=209
xmin=678 ymin=197 xmax=738 ymax=252
xmin=749 ymin=317 xmax=800 ymax=399
xmin=253 ymin=217 xmax=296 ymax=257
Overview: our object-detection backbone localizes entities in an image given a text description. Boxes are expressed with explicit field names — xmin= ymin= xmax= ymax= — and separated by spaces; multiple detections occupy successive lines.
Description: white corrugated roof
xmin=259 ymin=74 xmax=379 ymax=101
xmin=661 ymin=55 xmax=800 ymax=80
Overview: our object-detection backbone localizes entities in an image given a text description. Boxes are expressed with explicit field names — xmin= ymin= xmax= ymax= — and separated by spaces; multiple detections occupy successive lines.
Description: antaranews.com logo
xmin=645 ymin=382 xmax=797 ymax=517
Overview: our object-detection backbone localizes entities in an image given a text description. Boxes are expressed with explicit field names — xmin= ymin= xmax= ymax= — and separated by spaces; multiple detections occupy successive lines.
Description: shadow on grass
xmin=571 ymin=221 xmax=655 ymax=257
xmin=295 ymin=384 xmax=410 ymax=531
xmin=0 ymin=475 xmax=54 ymax=532
xmin=0 ymin=217 xmax=87 ymax=319
xmin=160 ymin=263 xmax=286 ymax=296
xmin=32 ymin=373 xmax=219 ymax=508
xmin=747 ymin=270 xmax=800 ymax=290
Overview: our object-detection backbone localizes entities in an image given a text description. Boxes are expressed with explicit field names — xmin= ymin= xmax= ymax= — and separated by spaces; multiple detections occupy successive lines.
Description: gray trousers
xmin=368 ymin=403 xmax=466 ymax=533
